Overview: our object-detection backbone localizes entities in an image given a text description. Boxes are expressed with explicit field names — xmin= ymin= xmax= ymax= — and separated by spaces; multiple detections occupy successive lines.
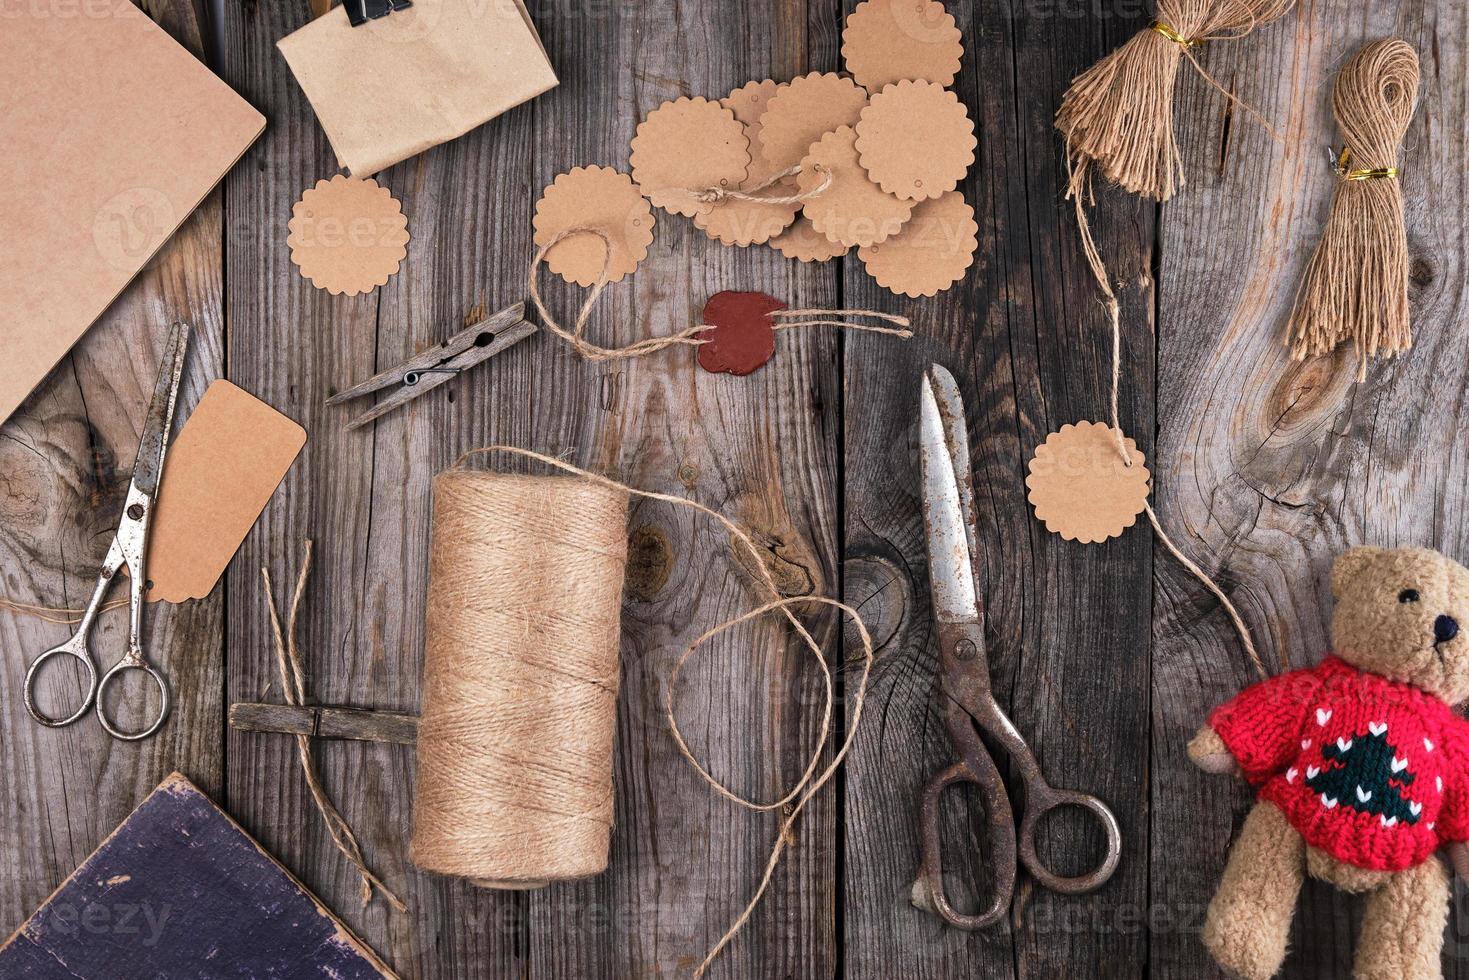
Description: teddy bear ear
xmin=1331 ymin=547 xmax=1388 ymax=598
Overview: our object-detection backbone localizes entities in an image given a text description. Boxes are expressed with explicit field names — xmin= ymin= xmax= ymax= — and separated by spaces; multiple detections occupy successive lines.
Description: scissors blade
xmin=926 ymin=364 xmax=979 ymax=563
xmin=130 ymin=322 xmax=191 ymax=498
xmin=920 ymin=369 xmax=979 ymax=624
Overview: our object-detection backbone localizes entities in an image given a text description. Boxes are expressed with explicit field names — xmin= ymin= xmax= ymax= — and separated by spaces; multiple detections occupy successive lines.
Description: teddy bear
xmin=1189 ymin=546 xmax=1469 ymax=980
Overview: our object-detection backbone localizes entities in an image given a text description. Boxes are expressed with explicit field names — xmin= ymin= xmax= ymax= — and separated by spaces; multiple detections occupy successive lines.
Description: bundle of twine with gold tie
xmin=1056 ymin=0 xmax=1294 ymax=204
xmin=1285 ymin=38 xmax=1420 ymax=376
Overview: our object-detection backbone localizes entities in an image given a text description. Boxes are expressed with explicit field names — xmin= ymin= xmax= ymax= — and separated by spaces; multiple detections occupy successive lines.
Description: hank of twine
xmin=1285 ymin=38 xmax=1420 ymax=377
xmin=423 ymin=447 xmax=872 ymax=978
xmin=1055 ymin=0 xmax=1294 ymax=203
xmin=261 ymin=541 xmax=407 ymax=911
xmin=527 ymin=225 xmax=910 ymax=363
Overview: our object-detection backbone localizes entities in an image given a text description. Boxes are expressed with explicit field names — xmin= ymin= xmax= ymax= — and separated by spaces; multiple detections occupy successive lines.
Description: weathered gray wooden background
xmin=2 ymin=0 xmax=1466 ymax=977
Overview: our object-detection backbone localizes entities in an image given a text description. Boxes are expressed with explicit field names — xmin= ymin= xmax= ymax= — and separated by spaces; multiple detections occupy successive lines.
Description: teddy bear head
xmin=1331 ymin=546 xmax=1469 ymax=703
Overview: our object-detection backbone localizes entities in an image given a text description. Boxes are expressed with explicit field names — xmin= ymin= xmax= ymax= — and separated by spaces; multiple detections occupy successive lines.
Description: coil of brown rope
xmin=1285 ymin=38 xmax=1421 ymax=377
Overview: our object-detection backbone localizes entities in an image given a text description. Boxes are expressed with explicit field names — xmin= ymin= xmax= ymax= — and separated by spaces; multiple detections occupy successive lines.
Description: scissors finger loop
xmin=23 ymin=644 xmax=99 ymax=728
xmin=95 ymin=660 xmax=171 ymax=741
xmin=1017 ymin=786 xmax=1122 ymax=895
xmin=912 ymin=756 xmax=1017 ymax=930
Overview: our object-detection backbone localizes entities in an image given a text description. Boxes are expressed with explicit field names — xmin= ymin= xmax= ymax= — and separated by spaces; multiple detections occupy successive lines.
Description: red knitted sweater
xmin=1211 ymin=656 xmax=1469 ymax=871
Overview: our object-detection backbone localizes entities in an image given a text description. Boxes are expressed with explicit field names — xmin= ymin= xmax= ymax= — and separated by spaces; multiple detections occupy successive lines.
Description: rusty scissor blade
xmin=919 ymin=368 xmax=979 ymax=623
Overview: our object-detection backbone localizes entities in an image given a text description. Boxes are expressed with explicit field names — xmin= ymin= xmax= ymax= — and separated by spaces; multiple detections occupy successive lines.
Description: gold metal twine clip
xmin=1331 ymin=146 xmax=1399 ymax=181
xmin=1150 ymin=21 xmax=1202 ymax=48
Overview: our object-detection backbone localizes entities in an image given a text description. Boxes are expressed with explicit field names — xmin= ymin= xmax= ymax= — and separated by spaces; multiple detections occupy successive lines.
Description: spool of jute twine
xmin=1285 ymin=38 xmax=1420 ymax=377
xmin=409 ymin=447 xmax=873 ymax=976
xmin=410 ymin=470 xmax=629 ymax=888
xmin=1055 ymin=0 xmax=1294 ymax=203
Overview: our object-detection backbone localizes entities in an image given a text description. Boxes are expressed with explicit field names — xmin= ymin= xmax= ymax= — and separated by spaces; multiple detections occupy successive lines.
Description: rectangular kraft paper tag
xmin=146 ymin=381 xmax=306 ymax=603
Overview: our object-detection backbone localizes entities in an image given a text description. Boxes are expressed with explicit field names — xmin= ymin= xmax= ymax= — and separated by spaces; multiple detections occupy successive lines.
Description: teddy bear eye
xmin=1399 ymin=588 xmax=1420 ymax=603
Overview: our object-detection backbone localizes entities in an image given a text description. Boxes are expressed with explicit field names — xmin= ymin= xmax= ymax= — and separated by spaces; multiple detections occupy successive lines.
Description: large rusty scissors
xmin=911 ymin=364 xmax=1122 ymax=928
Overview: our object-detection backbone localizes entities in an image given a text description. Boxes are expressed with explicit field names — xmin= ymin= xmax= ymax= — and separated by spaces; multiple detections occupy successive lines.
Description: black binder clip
xmin=346 ymin=0 xmax=412 ymax=27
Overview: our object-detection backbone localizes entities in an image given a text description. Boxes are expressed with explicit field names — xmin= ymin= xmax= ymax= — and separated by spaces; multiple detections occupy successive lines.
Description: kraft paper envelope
xmin=0 ymin=1 xmax=264 ymax=426
xmin=277 ymin=0 xmax=558 ymax=177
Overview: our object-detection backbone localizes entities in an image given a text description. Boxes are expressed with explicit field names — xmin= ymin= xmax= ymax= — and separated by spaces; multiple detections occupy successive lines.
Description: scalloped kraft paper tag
xmin=770 ymin=216 xmax=850 ymax=262
xmin=758 ymin=72 xmax=869 ymax=171
xmin=858 ymin=190 xmax=977 ymax=297
xmin=696 ymin=81 xmax=801 ymax=246
xmin=146 ymin=381 xmax=306 ymax=603
xmin=798 ymin=126 xmax=913 ymax=248
xmin=855 ymin=80 xmax=976 ymax=201
xmin=533 ymin=166 xmax=656 ymax=287
xmin=629 ymin=97 xmax=750 ymax=218
xmin=842 ymin=0 xmax=965 ymax=91
xmin=287 ymin=175 xmax=410 ymax=296
xmin=721 ymin=80 xmax=783 ymax=162
xmin=1025 ymin=421 xmax=1151 ymax=545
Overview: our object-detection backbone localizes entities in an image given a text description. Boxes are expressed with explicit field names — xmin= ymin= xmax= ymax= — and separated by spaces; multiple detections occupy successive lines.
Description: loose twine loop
xmin=1286 ymin=38 xmax=1420 ymax=376
xmin=261 ymin=542 xmax=407 ymax=912
xmin=528 ymin=225 xmax=911 ymax=363
xmin=453 ymin=445 xmax=873 ymax=978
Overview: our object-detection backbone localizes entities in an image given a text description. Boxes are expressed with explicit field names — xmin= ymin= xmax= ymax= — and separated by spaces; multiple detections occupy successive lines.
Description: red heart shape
xmin=696 ymin=291 xmax=786 ymax=376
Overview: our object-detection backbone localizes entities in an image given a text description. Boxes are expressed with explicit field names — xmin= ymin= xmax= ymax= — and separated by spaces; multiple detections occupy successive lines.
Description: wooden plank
xmin=523 ymin=1 xmax=842 ymax=976
xmin=1153 ymin=2 xmax=1469 ymax=978
xmin=221 ymin=1 xmax=843 ymax=976
xmin=841 ymin=0 xmax=1153 ymax=976
xmin=216 ymin=3 xmax=459 ymax=976
xmin=0 ymin=0 xmax=226 ymax=942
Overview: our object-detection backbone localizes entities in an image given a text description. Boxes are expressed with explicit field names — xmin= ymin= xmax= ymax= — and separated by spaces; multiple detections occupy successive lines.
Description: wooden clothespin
xmin=230 ymin=702 xmax=418 ymax=745
xmin=326 ymin=303 xmax=536 ymax=429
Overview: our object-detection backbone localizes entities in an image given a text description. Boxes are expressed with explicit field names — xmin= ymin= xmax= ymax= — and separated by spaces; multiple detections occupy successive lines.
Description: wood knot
xmin=843 ymin=551 xmax=909 ymax=655
xmin=625 ymin=524 xmax=673 ymax=600
xmin=1409 ymin=254 xmax=1435 ymax=292
xmin=1267 ymin=354 xmax=1353 ymax=437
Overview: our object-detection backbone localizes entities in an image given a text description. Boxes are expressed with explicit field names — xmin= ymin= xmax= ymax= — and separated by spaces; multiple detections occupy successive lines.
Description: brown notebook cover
xmin=0 ymin=1 xmax=264 ymax=425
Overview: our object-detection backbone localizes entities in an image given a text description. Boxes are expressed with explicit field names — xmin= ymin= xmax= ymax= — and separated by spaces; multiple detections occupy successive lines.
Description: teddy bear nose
xmin=1435 ymin=615 xmax=1460 ymax=644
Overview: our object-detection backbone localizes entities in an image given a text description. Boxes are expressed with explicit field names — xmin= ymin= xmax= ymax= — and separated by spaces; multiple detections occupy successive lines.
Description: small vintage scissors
xmin=912 ymin=364 xmax=1122 ymax=928
xmin=23 ymin=322 xmax=190 ymax=741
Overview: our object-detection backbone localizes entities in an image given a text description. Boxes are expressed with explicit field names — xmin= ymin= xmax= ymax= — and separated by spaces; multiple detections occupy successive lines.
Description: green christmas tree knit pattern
xmin=1306 ymin=729 xmax=1422 ymax=826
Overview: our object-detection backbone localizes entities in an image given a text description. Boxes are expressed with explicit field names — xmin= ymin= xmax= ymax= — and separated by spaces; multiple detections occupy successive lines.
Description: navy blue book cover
xmin=0 ymin=772 xmax=394 ymax=979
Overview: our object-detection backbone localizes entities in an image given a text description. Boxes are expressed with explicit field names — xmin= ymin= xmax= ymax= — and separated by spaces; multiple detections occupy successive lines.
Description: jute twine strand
xmin=452 ymin=446 xmax=874 ymax=978
xmin=261 ymin=541 xmax=407 ymax=912
xmin=1285 ymin=38 xmax=1420 ymax=377
xmin=528 ymin=227 xmax=911 ymax=361
xmin=1066 ymin=139 xmax=1273 ymax=679
xmin=689 ymin=162 xmax=834 ymax=205
xmin=1055 ymin=0 xmax=1294 ymax=203
xmin=0 ymin=596 xmax=126 ymax=625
